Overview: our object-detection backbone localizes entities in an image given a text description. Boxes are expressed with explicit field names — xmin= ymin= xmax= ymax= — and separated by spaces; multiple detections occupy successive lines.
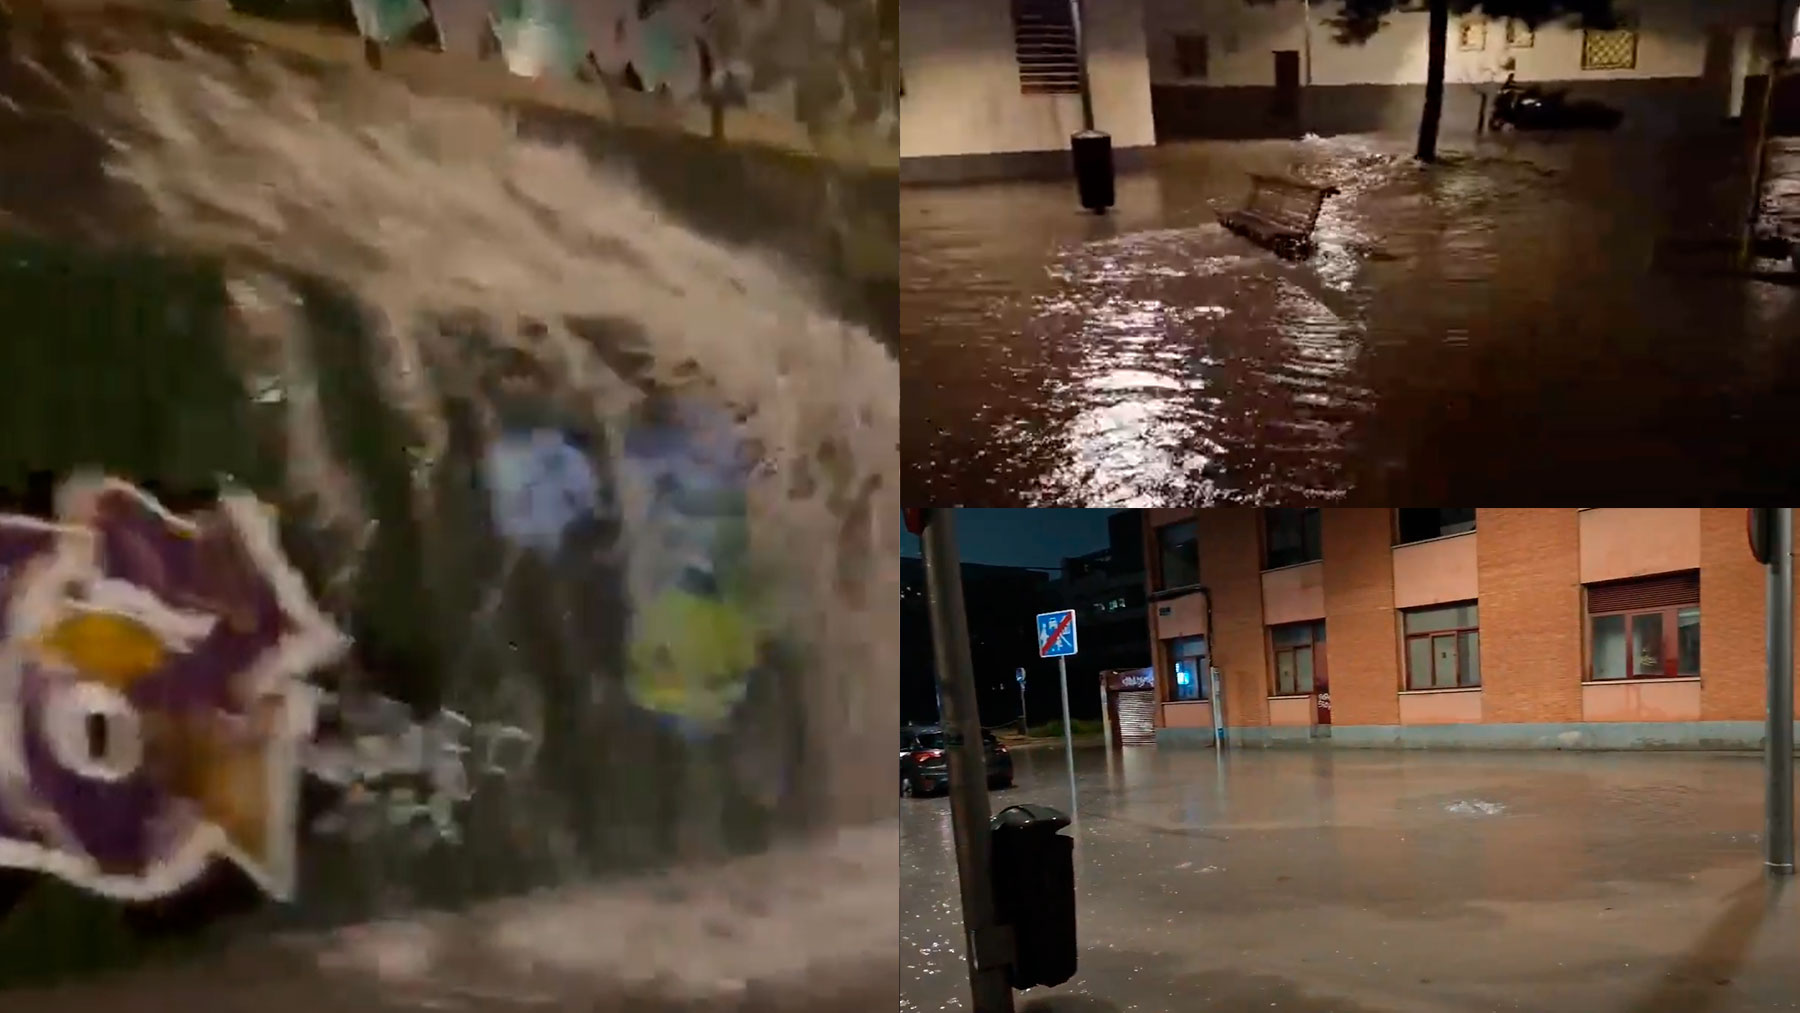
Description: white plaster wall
xmin=900 ymin=0 xmax=1157 ymax=158
xmin=1140 ymin=0 xmax=1775 ymax=88
xmin=1143 ymin=0 xmax=1304 ymax=85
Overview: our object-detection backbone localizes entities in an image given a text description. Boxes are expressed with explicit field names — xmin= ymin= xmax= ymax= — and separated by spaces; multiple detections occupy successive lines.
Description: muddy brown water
xmin=903 ymin=747 xmax=1800 ymax=1013
xmin=0 ymin=5 xmax=898 ymax=1004
xmin=902 ymin=134 xmax=1800 ymax=506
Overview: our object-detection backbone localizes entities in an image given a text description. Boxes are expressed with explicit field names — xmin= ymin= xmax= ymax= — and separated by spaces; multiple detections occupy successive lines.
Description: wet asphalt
xmin=901 ymin=133 xmax=1800 ymax=506
xmin=902 ymin=745 xmax=1800 ymax=1012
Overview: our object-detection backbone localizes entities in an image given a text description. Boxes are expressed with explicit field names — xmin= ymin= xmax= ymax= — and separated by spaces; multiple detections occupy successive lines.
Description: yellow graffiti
xmin=34 ymin=612 xmax=167 ymax=688
xmin=627 ymin=589 xmax=757 ymax=727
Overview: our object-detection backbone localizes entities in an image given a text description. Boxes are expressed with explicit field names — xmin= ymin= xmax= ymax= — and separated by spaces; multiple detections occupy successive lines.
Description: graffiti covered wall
xmin=0 ymin=0 xmax=896 ymax=989
xmin=217 ymin=0 xmax=898 ymax=153
xmin=0 ymin=477 xmax=346 ymax=903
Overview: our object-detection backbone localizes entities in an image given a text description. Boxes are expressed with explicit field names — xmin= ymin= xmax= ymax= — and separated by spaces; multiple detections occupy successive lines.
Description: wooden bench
xmin=1215 ymin=174 xmax=1340 ymax=259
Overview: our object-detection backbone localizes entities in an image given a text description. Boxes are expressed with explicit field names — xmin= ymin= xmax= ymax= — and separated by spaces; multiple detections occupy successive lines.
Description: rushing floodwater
xmin=0 ymin=13 xmax=896 ymax=1007
xmin=902 ymin=133 xmax=1800 ymax=506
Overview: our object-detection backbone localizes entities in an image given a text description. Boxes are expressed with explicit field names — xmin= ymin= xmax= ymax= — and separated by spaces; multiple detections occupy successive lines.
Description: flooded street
xmin=902 ymin=134 xmax=1800 ymax=505
xmin=902 ymin=746 xmax=1800 ymax=1012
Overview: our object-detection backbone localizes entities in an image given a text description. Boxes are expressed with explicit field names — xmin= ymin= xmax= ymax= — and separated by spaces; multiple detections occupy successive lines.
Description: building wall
xmin=1478 ymin=509 xmax=1583 ymax=725
xmin=1700 ymin=506 xmax=1775 ymax=722
xmin=1147 ymin=507 xmax=1796 ymax=750
xmin=1321 ymin=509 xmax=1400 ymax=728
xmin=899 ymin=0 xmax=1158 ymax=181
xmin=1194 ymin=508 xmax=1269 ymax=728
xmin=1579 ymin=507 xmax=1702 ymax=583
xmin=1143 ymin=0 xmax=1787 ymax=139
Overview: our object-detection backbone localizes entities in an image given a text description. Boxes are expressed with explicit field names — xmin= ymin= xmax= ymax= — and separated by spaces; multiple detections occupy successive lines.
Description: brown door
xmin=1273 ymin=50 xmax=1301 ymax=120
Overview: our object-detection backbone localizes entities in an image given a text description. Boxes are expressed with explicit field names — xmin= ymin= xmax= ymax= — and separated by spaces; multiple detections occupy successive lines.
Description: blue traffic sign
xmin=1036 ymin=609 xmax=1078 ymax=659
xmin=1016 ymin=667 xmax=1027 ymax=684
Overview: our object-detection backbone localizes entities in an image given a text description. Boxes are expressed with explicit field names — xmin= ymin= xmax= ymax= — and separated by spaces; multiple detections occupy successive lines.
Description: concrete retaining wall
xmin=1150 ymin=74 xmax=1800 ymax=141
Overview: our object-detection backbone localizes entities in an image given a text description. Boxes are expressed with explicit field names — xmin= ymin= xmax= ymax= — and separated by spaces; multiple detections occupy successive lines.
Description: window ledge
xmin=1260 ymin=559 xmax=1322 ymax=575
xmin=1164 ymin=698 xmax=1211 ymax=705
xmin=1583 ymin=676 xmax=1702 ymax=686
xmin=1392 ymin=530 xmax=1477 ymax=549
xmin=1399 ymin=686 xmax=1483 ymax=696
xmin=1267 ymin=693 xmax=1313 ymax=700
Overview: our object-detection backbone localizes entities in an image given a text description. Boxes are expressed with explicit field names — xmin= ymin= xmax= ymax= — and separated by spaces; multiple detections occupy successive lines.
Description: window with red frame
xmin=1587 ymin=572 xmax=1699 ymax=681
xmin=1402 ymin=602 xmax=1480 ymax=690
xmin=1270 ymin=620 xmax=1325 ymax=696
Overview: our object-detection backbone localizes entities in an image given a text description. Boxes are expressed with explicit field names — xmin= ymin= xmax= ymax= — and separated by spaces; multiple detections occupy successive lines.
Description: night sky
xmin=900 ymin=509 xmax=1115 ymax=573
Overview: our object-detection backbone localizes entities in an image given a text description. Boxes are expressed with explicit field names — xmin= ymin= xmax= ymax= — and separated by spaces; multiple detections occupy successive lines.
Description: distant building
xmin=1141 ymin=507 xmax=1787 ymax=749
xmin=901 ymin=511 xmax=1150 ymax=728
xmin=901 ymin=0 xmax=1793 ymax=182
xmin=901 ymin=555 xmax=1056 ymax=724
xmin=1049 ymin=511 xmax=1153 ymax=718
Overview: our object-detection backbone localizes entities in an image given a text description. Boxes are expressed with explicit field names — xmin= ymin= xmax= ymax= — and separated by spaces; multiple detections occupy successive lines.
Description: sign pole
xmin=1058 ymin=655 xmax=1078 ymax=824
xmin=1767 ymin=507 xmax=1795 ymax=875
xmin=1211 ymin=666 xmax=1225 ymax=752
xmin=1018 ymin=668 xmax=1029 ymax=733
xmin=1036 ymin=608 xmax=1081 ymax=819
xmin=1099 ymin=673 xmax=1111 ymax=750
xmin=919 ymin=510 xmax=1016 ymax=1013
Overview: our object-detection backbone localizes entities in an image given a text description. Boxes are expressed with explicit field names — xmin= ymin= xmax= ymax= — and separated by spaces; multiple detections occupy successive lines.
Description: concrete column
xmin=1730 ymin=25 xmax=1755 ymax=120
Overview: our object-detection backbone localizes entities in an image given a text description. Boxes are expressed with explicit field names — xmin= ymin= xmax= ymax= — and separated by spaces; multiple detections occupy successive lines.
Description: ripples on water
xmin=0 ymin=18 xmax=896 ymax=1010
xmin=902 ymin=135 xmax=1800 ymax=505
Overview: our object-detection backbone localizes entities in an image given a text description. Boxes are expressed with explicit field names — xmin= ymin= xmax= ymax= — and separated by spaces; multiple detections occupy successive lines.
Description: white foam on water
xmin=48 ymin=33 xmax=897 ymax=1005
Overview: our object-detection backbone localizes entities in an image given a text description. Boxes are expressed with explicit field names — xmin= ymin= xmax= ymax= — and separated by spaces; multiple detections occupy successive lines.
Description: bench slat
xmin=1218 ymin=174 xmax=1337 ymax=258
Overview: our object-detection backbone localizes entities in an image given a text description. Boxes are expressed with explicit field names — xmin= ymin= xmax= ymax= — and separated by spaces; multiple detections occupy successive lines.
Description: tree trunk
xmin=1417 ymin=0 xmax=1450 ymax=162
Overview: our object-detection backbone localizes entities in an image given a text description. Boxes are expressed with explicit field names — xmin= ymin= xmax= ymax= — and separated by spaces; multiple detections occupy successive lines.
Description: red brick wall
xmin=1698 ymin=507 xmax=1800 ymax=721
xmin=1195 ymin=508 xmax=1269 ymax=727
xmin=1321 ymin=509 xmax=1400 ymax=726
xmin=1150 ymin=508 xmax=1788 ymax=735
xmin=1477 ymin=509 xmax=1582 ymax=725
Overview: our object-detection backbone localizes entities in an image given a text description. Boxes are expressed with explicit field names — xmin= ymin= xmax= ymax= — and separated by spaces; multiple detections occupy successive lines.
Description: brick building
xmin=1142 ymin=508 xmax=1790 ymax=749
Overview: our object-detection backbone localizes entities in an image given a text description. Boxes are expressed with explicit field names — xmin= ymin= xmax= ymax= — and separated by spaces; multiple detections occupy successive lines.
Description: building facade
xmin=1145 ymin=0 xmax=1786 ymax=138
xmin=1055 ymin=511 xmax=1153 ymax=684
xmin=900 ymin=0 xmax=1159 ymax=181
xmin=1142 ymin=508 xmax=1793 ymax=749
xmin=900 ymin=0 xmax=1795 ymax=181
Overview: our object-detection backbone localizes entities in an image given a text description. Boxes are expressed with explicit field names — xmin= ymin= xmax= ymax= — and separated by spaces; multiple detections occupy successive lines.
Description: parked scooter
xmin=1489 ymin=73 xmax=1624 ymax=131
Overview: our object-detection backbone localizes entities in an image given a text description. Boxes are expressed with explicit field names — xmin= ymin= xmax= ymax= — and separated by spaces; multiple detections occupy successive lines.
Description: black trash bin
xmin=1070 ymin=130 xmax=1115 ymax=214
xmin=989 ymin=803 xmax=1076 ymax=989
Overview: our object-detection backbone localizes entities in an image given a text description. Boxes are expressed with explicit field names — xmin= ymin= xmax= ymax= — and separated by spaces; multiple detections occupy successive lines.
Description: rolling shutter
xmin=1587 ymin=571 xmax=1700 ymax=613
xmin=1117 ymin=691 xmax=1156 ymax=745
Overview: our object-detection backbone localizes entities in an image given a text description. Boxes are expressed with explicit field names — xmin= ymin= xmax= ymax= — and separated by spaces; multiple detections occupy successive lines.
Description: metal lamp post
xmin=1766 ymin=509 xmax=1795 ymax=874
xmin=917 ymin=510 xmax=1016 ymax=1013
xmin=1751 ymin=508 xmax=1795 ymax=875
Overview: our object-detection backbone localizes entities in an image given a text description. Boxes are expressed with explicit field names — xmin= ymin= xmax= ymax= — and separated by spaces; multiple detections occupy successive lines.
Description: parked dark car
xmin=900 ymin=724 xmax=1013 ymax=797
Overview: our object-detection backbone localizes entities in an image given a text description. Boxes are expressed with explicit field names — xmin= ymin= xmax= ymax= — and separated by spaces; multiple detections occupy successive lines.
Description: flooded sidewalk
xmin=902 ymin=747 xmax=1800 ymax=1013
xmin=901 ymin=134 xmax=1800 ymax=506
xmin=7 ymin=823 xmax=898 ymax=1013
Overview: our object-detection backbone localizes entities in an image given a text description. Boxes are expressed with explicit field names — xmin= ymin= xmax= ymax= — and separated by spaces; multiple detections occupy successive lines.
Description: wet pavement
xmin=902 ymin=746 xmax=1800 ymax=1012
xmin=902 ymin=134 xmax=1800 ymax=505
xmin=3 ymin=823 xmax=898 ymax=1012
